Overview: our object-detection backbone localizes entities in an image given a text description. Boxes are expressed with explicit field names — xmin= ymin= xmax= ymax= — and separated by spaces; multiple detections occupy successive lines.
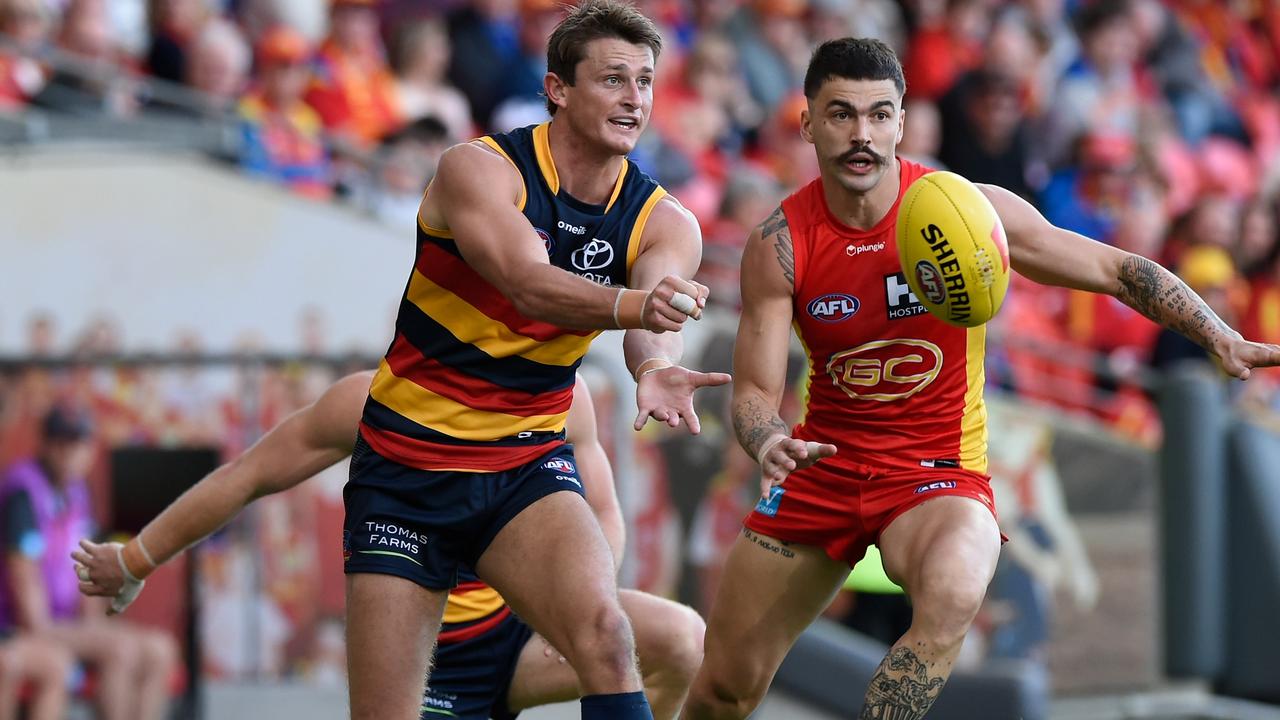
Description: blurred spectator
xmin=148 ymin=17 xmax=249 ymax=117
xmin=698 ymin=167 xmax=781 ymax=310
xmin=897 ymin=98 xmax=943 ymax=169
xmin=939 ymin=70 xmax=1036 ymax=201
xmin=392 ymin=18 xmax=472 ymax=140
xmin=0 ymin=635 xmax=71 ymax=720
xmin=902 ymin=0 xmax=988 ymax=101
xmin=1237 ymin=196 xmax=1279 ymax=278
xmin=665 ymin=32 xmax=760 ymax=149
xmin=1020 ymin=0 xmax=1079 ymax=114
xmin=747 ymin=92 xmax=819 ymax=193
xmin=31 ymin=0 xmax=139 ymax=117
xmin=446 ymin=0 xmax=520 ymax=129
xmin=724 ymin=0 xmax=809 ymax=110
xmin=1040 ymin=133 xmax=1138 ymax=243
xmin=304 ymin=0 xmax=402 ymax=147
xmin=500 ymin=0 xmax=562 ymax=105
xmin=809 ymin=0 xmax=904 ymax=50
xmin=369 ymin=115 xmax=451 ymax=227
xmin=1162 ymin=193 xmax=1242 ymax=268
xmin=1128 ymin=0 xmax=1245 ymax=147
xmin=1042 ymin=0 xmax=1150 ymax=166
xmin=0 ymin=0 xmax=52 ymax=110
xmin=0 ymin=406 xmax=179 ymax=720
xmin=144 ymin=0 xmax=211 ymax=86
xmin=239 ymin=26 xmax=331 ymax=200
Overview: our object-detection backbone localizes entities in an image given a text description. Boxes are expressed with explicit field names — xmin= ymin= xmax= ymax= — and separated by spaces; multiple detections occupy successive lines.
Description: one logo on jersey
xmin=543 ymin=457 xmax=577 ymax=474
xmin=572 ymin=238 xmax=615 ymax=271
xmin=846 ymin=241 xmax=886 ymax=257
xmin=884 ymin=273 xmax=928 ymax=320
xmin=535 ymin=228 xmax=554 ymax=254
xmin=914 ymin=480 xmax=958 ymax=494
xmin=557 ymin=219 xmax=587 ymax=235
xmin=807 ymin=293 xmax=860 ymax=322
xmin=826 ymin=338 xmax=943 ymax=402
xmin=914 ymin=261 xmax=946 ymax=304
xmin=754 ymin=486 xmax=785 ymax=517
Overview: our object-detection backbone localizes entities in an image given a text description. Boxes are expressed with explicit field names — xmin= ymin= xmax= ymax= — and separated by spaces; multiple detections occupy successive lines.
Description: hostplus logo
xmin=884 ymin=273 xmax=927 ymax=320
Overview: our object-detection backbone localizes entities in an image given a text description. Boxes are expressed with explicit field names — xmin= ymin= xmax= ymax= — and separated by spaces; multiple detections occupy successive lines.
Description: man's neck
xmin=822 ymin=158 xmax=901 ymax=231
xmin=547 ymin=118 xmax=625 ymax=206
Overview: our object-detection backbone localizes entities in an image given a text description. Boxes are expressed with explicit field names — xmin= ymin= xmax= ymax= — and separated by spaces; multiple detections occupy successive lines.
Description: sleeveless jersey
xmin=359 ymin=122 xmax=666 ymax=472
xmin=784 ymin=158 xmax=989 ymax=474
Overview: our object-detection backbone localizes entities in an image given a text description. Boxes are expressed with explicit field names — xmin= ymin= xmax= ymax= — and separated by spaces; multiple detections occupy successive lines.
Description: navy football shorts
xmin=421 ymin=611 xmax=535 ymax=720
xmin=343 ymin=432 xmax=586 ymax=589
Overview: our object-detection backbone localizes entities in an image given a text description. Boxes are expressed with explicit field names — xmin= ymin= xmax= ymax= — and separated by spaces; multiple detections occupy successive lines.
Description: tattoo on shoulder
xmin=1118 ymin=255 xmax=1232 ymax=348
xmin=759 ymin=207 xmax=795 ymax=287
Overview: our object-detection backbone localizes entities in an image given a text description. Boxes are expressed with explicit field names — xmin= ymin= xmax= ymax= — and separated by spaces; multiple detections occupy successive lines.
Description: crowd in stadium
xmin=3 ymin=0 xmax=1280 ymax=438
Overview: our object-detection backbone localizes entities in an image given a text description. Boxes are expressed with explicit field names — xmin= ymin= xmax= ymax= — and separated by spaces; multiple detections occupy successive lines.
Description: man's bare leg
xmin=862 ymin=496 xmax=1001 ymax=719
xmin=476 ymin=492 xmax=642 ymax=696
xmin=506 ymin=589 xmax=705 ymax=719
xmin=681 ymin=528 xmax=850 ymax=719
xmin=346 ymin=573 xmax=447 ymax=720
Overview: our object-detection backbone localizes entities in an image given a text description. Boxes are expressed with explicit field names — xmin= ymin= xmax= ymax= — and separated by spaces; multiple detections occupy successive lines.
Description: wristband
xmin=633 ymin=357 xmax=673 ymax=381
xmin=756 ymin=434 xmax=788 ymax=466
xmin=612 ymin=289 xmax=649 ymax=330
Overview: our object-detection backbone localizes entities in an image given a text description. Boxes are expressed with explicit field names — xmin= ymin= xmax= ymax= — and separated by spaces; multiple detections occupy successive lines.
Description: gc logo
xmin=826 ymin=339 xmax=943 ymax=402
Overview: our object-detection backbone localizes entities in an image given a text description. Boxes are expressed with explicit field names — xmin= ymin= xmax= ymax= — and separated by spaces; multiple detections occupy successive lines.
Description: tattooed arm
xmin=981 ymin=184 xmax=1280 ymax=379
xmin=733 ymin=208 xmax=835 ymax=499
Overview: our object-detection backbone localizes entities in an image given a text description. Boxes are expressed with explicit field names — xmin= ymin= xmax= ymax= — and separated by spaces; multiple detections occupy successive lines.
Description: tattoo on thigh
xmin=742 ymin=527 xmax=794 ymax=559
xmin=858 ymin=646 xmax=947 ymax=720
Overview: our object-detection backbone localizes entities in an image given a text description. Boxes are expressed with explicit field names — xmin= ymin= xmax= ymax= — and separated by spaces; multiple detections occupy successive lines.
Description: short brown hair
xmin=545 ymin=0 xmax=663 ymax=114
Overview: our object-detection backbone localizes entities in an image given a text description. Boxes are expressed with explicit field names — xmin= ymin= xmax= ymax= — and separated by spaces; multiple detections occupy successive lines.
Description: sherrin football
xmin=895 ymin=171 xmax=1010 ymax=328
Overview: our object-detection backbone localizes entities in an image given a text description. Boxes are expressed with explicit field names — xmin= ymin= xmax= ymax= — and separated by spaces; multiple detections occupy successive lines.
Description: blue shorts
xmin=422 ymin=612 xmax=535 ymax=720
xmin=343 ymin=432 xmax=585 ymax=589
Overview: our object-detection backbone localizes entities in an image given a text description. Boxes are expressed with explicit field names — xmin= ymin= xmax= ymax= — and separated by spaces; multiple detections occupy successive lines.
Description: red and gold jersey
xmin=785 ymin=158 xmax=989 ymax=474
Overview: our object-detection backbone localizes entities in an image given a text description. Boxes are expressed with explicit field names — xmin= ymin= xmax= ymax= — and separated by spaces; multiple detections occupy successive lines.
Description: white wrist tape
xmin=756 ymin=434 xmax=788 ymax=466
xmin=112 ymin=546 xmax=145 ymax=615
xmin=612 ymin=288 xmax=626 ymax=329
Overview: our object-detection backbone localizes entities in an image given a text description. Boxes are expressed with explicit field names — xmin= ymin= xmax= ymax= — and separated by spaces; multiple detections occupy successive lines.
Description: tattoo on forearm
xmin=858 ymin=646 xmax=948 ymax=720
xmin=760 ymin=207 xmax=795 ymax=287
xmin=742 ymin=528 xmax=794 ymax=559
xmin=1118 ymin=255 xmax=1234 ymax=350
xmin=732 ymin=395 xmax=789 ymax=459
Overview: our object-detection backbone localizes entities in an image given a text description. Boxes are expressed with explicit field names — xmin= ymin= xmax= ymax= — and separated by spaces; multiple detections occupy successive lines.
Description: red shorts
xmin=742 ymin=460 xmax=1000 ymax=567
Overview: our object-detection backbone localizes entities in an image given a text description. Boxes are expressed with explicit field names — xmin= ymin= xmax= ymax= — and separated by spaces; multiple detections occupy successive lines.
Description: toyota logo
xmin=572 ymin=239 xmax=615 ymax=271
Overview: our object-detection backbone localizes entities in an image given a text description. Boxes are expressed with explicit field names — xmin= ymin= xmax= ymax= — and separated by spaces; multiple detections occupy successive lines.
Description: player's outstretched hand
xmin=71 ymin=539 xmax=144 ymax=615
xmin=1216 ymin=335 xmax=1280 ymax=380
xmin=641 ymin=276 xmax=709 ymax=332
xmin=758 ymin=437 xmax=837 ymax=500
xmin=634 ymin=365 xmax=732 ymax=434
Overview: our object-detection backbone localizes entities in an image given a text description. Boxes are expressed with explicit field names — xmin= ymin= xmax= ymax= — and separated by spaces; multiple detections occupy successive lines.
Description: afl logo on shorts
xmin=543 ymin=457 xmax=576 ymax=474
xmin=914 ymin=261 xmax=946 ymax=304
xmin=806 ymin=293 xmax=860 ymax=323
xmin=572 ymin=238 xmax=614 ymax=271
xmin=535 ymin=228 xmax=554 ymax=254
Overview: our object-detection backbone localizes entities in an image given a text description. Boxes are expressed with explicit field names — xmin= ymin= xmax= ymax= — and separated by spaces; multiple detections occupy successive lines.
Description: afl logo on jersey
xmin=806 ymin=293 xmax=860 ymax=322
xmin=535 ymin=228 xmax=554 ymax=254
xmin=572 ymin=238 xmax=615 ymax=271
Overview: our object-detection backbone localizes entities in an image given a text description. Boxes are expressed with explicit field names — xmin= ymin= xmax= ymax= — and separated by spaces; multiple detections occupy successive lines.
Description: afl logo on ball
xmin=535 ymin=228 xmax=554 ymax=254
xmin=914 ymin=261 xmax=946 ymax=304
xmin=806 ymin=293 xmax=860 ymax=322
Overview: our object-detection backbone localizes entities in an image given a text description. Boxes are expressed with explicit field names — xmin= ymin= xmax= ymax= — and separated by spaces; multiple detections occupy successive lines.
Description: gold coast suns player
xmin=341 ymin=2 xmax=727 ymax=719
xmin=681 ymin=38 xmax=1280 ymax=720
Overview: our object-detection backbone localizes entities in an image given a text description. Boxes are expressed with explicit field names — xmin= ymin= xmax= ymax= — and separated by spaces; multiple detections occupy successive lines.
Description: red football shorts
xmin=742 ymin=459 xmax=1001 ymax=566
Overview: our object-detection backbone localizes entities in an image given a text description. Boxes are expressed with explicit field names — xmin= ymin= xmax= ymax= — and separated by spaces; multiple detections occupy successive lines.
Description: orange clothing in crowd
xmin=239 ymin=90 xmax=332 ymax=200
xmin=304 ymin=39 xmax=402 ymax=145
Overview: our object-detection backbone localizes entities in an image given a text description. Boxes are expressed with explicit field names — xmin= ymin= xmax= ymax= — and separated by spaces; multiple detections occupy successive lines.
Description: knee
xmin=685 ymin=670 xmax=767 ymax=720
xmin=646 ymin=605 xmax=705 ymax=680
xmin=570 ymin=601 xmax=636 ymax=663
xmin=911 ymin=575 xmax=988 ymax=647
xmin=36 ymin=645 xmax=75 ymax=685
xmin=140 ymin=631 xmax=180 ymax=674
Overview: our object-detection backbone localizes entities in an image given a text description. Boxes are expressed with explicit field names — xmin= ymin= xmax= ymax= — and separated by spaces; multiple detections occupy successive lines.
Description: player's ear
xmin=544 ymin=72 xmax=569 ymax=113
xmin=799 ymin=107 xmax=813 ymax=144
xmin=896 ymin=101 xmax=905 ymax=145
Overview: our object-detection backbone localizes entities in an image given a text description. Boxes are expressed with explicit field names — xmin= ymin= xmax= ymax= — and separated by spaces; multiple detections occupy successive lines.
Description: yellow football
xmin=895 ymin=171 xmax=1010 ymax=328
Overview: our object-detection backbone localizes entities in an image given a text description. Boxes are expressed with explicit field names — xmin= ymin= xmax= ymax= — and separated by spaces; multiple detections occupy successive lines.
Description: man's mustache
xmin=838 ymin=145 xmax=886 ymax=165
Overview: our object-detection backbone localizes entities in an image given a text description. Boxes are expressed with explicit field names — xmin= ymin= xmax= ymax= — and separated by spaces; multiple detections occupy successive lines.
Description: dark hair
xmin=1075 ymin=0 xmax=1132 ymax=38
xmin=803 ymin=37 xmax=905 ymax=100
xmin=545 ymin=0 xmax=663 ymax=114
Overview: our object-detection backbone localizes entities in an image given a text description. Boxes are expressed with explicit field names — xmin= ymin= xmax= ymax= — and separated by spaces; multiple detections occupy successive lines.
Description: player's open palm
xmin=1216 ymin=337 xmax=1280 ymax=380
xmin=758 ymin=438 xmax=837 ymax=500
xmin=634 ymin=365 xmax=731 ymax=434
